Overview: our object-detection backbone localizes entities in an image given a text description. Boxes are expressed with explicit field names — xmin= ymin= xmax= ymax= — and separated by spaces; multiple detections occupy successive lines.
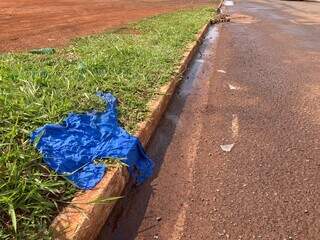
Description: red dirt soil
xmin=0 ymin=0 xmax=214 ymax=52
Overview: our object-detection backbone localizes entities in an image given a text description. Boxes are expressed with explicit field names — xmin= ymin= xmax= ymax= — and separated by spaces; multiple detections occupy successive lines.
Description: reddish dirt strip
xmin=0 ymin=0 xmax=213 ymax=52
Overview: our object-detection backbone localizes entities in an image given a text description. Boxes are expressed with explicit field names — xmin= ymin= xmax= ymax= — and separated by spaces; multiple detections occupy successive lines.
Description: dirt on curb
xmin=0 ymin=0 xmax=215 ymax=52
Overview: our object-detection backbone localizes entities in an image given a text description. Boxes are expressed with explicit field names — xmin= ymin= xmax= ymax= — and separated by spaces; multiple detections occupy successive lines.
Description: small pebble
xmin=156 ymin=216 xmax=162 ymax=222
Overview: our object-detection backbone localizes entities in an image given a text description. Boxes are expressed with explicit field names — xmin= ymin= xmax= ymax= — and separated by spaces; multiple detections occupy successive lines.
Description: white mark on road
xmin=228 ymin=83 xmax=240 ymax=90
xmin=289 ymin=19 xmax=318 ymax=25
xmin=195 ymin=59 xmax=205 ymax=63
xmin=224 ymin=0 xmax=234 ymax=6
xmin=220 ymin=114 xmax=239 ymax=152
xmin=220 ymin=144 xmax=235 ymax=152
xmin=231 ymin=114 xmax=239 ymax=139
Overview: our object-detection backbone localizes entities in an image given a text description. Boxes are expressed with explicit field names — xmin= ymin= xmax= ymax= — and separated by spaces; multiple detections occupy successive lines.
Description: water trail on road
xmin=178 ymin=25 xmax=219 ymax=98
xmin=169 ymin=25 xmax=220 ymax=239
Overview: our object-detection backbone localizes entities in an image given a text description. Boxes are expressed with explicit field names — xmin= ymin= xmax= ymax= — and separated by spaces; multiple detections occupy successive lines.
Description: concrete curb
xmin=51 ymin=8 xmax=220 ymax=240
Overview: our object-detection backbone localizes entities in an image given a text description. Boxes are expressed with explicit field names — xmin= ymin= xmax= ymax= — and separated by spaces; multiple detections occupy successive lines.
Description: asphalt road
xmin=99 ymin=0 xmax=320 ymax=239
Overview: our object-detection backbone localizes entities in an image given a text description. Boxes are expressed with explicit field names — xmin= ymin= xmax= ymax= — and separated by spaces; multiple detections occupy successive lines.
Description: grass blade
xmin=8 ymin=204 xmax=17 ymax=233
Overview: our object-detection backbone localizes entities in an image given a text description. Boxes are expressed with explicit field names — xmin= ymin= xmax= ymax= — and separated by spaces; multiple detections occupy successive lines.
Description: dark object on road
xmin=212 ymin=13 xmax=231 ymax=24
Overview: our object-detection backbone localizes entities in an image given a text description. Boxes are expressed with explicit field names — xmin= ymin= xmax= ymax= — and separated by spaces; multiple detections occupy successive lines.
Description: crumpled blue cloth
xmin=30 ymin=93 xmax=154 ymax=189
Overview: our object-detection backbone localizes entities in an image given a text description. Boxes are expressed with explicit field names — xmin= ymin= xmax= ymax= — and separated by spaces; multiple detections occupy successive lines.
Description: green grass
xmin=0 ymin=7 xmax=214 ymax=239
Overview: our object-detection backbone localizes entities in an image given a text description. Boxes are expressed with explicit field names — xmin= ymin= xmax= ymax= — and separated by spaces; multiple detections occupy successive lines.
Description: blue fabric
xmin=30 ymin=93 xmax=154 ymax=189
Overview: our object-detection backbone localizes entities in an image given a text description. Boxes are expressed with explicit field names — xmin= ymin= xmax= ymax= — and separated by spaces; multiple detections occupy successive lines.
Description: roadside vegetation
xmin=0 ymin=7 xmax=214 ymax=238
